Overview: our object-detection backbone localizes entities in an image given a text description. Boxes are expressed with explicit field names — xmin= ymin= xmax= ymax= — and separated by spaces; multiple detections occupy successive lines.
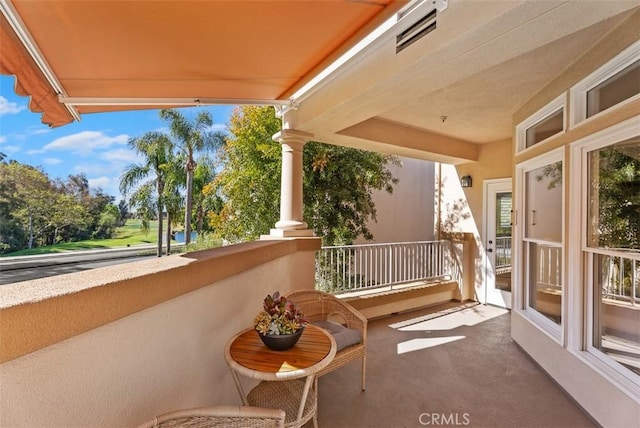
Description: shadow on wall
xmin=437 ymin=172 xmax=487 ymax=303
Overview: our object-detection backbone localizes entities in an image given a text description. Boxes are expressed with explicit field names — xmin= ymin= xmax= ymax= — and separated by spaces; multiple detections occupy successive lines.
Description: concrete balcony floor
xmin=316 ymin=302 xmax=596 ymax=428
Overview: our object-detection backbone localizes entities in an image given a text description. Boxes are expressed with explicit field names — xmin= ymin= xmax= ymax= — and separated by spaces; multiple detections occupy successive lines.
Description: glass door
xmin=484 ymin=179 xmax=512 ymax=308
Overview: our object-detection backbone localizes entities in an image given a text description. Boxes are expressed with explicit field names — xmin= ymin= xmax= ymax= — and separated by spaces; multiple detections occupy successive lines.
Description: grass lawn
xmin=1 ymin=220 xmax=167 ymax=257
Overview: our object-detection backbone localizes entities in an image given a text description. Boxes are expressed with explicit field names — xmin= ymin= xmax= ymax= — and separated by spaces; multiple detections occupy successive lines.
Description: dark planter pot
xmin=258 ymin=328 xmax=304 ymax=351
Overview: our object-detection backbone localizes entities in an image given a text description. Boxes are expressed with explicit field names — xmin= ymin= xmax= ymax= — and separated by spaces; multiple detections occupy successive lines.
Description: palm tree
xmin=191 ymin=156 xmax=218 ymax=236
xmin=162 ymin=155 xmax=186 ymax=256
xmin=120 ymin=132 xmax=173 ymax=257
xmin=159 ymin=109 xmax=224 ymax=245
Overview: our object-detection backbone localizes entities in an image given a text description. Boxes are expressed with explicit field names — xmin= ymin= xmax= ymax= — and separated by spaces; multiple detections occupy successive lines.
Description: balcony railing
xmin=590 ymin=248 xmax=640 ymax=306
xmin=495 ymin=236 xmax=512 ymax=274
xmin=316 ymin=240 xmax=460 ymax=294
xmin=536 ymin=242 xmax=562 ymax=289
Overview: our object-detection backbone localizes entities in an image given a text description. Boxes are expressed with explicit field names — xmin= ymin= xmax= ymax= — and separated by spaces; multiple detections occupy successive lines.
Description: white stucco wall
xmin=0 ymin=250 xmax=316 ymax=428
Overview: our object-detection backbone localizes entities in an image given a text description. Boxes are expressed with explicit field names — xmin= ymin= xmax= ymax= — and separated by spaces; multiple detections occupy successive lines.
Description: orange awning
xmin=0 ymin=0 xmax=406 ymax=127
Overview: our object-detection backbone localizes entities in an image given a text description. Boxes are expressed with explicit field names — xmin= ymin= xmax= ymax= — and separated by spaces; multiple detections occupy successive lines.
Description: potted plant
xmin=254 ymin=291 xmax=307 ymax=351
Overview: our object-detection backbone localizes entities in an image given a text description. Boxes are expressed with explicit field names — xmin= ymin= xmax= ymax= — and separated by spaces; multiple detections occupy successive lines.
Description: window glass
xmin=587 ymin=60 xmax=640 ymax=118
xmin=525 ymin=162 xmax=563 ymax=242
xmin=587 ymin=138 xmax=640 ymax=375
xmin=523 ymin=160 xmax=563 ymax=326
xmin=527 ymin=241 xmax=562 ymax=324
xmin=525 ymin=109 xmax=564 ymax=148
xmin=587 ymin=138 xmax=640 ymax=249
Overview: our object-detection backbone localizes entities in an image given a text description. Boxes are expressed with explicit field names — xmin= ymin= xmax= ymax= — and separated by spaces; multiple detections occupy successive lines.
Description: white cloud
xmin=43 ymin=131 xmax=128 ymax=156
xmin=28 ymin=127 xmax=52 ymax=136
xmin=0 ymin=96 xmax=25 ymax=116
xmin=1 ymin=145 xmax=21 ymax=154
xmin=0 ymin=136 xmax=6 ymax=144
xmin=100 ymin=148 xmax=141 ymax=164
xmin=72 ymin=162 xmax=117 ymax=176
xmin=88 ymin=176 xmax=112 ymax=189
xmin=207 ymin=123 xmax=227 ymax=133
xmin=43 ymin=157 xmax=63 ymax=165
xmin=25 ymin=149 xmax=44 ymax=155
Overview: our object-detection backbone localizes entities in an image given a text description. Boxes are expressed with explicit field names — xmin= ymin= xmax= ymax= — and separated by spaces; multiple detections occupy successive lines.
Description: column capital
xmin=272 ymin=129 xmax=313 ymax=147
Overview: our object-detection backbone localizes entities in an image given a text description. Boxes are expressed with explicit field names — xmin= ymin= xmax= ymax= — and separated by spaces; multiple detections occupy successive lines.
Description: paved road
xmin=0 ymin=255 xmax=158 ymax=285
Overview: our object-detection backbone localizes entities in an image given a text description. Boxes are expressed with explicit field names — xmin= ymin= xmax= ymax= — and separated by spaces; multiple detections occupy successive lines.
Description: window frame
xmin=515 ymin=94 xmax=566 ymax=154
xmin=514 ymin=147 xmax=565 ymax=344
xmin=569 ymin=39 xmax=640 ymax=128
xmin=569 ymin=116 xmax=640 ymax=398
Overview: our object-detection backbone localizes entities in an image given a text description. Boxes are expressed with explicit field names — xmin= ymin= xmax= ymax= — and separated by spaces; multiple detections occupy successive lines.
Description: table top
xmin=225 ymin=324 xmax=336 ymax=381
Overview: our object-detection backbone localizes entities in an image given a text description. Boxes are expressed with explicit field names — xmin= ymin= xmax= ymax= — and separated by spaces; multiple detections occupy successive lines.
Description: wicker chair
xmin=287 ymin=289 xmax=367 ymax=390
xmin=137 ymin=405 xmax=285 ymax=428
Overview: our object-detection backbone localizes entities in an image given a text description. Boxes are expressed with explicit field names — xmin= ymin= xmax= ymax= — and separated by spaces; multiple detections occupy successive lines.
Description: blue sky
xmin=0 ymin=74 xmax=234 ymax=202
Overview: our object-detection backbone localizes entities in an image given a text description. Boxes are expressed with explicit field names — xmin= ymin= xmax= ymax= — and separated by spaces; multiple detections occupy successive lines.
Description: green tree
xmin=1 ymin=162 xmax=53 ymax=249
xmin=214 ymin=106 xmax=399 ymax=245
xmin=162 ymin=154 xmax=186 ymax=255
xmin=213 ymin=106 xmax=282 ymax=241
xmin=120 ymin=131 xmax=174 ymax=257
xmin=47 ymin=193 xmax=89 ymax=244
xmin=94 ymin=203 xmax=122 ymax=239
xmin=191 ymin=156 xmax=218 ymax=235
xmin=594 ymin=145 xmax=640 ymax=249
xmin=159 ymin=108 xmax=224 ymax=245
xmin=304 ymin=142 xmax=399 ymax=244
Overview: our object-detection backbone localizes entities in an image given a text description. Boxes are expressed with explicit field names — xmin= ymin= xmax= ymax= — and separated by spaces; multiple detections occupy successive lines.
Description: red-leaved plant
xmin=254 ymin=291 xmax=307 ymax=335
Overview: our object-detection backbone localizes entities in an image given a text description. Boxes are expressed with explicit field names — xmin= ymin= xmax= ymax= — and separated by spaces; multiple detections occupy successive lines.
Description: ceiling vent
xmin=396 ymin=7 xmax=438 ymax=53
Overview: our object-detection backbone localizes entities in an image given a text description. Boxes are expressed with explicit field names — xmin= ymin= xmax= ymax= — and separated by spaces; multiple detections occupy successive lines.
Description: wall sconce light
xmin=460 ymin=175 xmax=472 ymax=188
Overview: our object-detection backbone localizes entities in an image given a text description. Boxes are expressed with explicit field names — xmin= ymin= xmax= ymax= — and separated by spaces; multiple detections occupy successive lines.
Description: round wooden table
xmin=225 ymin=325 xmax=336 ymax=427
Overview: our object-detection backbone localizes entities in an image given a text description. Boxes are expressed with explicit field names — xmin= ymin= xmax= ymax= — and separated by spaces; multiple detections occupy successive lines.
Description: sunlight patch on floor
xmin=389 ymin=304 xmax=509 ymax=331
xmin=397 ymin=335 xmax=466 ymax=354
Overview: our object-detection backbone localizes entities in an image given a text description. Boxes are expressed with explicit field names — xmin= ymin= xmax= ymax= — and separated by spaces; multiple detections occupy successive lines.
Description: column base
xmin=261 ymin=228 xmax=315 ymax=239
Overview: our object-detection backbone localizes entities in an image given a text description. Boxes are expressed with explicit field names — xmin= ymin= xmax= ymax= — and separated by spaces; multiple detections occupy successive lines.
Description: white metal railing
xmin=495 ymin=236 xmax=512 ymax=273
xmin=315 ymin=240 xmax=460 ymax=294
xmin=589 ymin=248 xmax=640 ymax=306
xmin=536 ymin=242 xmax=562 ymax=289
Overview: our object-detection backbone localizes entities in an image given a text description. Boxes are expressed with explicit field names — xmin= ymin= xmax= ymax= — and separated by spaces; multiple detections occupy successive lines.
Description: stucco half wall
xmin=0 ymin=238 xmax=320 ymax=427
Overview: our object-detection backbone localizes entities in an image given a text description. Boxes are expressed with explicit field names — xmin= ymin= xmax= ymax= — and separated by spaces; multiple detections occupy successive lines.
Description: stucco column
xmin=266 ymin=128 xmax=314 ymax=238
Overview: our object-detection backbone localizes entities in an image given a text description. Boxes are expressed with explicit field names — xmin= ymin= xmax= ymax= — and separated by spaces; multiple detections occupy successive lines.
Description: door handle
xmin=487 ymin=248 xmax=493 ymax=253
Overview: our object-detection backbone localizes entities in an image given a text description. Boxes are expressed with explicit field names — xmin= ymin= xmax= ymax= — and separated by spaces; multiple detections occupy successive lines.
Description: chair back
xmin=137 ymin=405 xmax=285 ymax=428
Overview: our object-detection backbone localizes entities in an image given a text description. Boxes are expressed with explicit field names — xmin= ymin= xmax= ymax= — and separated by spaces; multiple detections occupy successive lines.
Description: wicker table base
xmin=247 ymin=379 xmax=317 ymax=428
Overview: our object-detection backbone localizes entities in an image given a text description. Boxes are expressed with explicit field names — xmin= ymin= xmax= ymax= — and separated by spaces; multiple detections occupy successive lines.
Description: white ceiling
xmin=290 ymin=0 xmax=639 ymax=163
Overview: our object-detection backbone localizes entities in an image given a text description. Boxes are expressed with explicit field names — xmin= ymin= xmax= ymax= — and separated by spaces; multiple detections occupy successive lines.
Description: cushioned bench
xmin=287 ymin=289 xmax=367 ymax=391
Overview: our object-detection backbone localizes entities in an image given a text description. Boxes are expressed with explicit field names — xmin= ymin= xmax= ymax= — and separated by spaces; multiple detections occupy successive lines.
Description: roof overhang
xmin=0 ymin=0 xmax=408 ymax=127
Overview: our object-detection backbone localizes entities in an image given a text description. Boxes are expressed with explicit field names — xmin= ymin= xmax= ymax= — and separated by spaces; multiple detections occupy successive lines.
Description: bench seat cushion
xmin=313 ymin=320 xmax=362 ymax=352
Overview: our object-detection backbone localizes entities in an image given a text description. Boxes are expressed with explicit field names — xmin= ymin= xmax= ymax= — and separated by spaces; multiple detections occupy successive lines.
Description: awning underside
xmin=1 ymin=0 xmax=406 ymax=127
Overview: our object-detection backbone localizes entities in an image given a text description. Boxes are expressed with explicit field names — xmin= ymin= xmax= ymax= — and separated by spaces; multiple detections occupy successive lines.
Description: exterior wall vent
xmin=396 ymin=8 xmax=437 ymax=53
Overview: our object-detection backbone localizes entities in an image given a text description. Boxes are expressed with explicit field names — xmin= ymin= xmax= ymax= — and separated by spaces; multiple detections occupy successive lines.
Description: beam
xmin=338 ymin=117 xmax=479 ymax=163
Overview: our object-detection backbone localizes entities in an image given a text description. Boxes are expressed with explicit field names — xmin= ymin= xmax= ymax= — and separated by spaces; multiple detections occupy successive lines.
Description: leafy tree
xmin=1 ymin=162 xmax=53 ymax=249
xmin=159 ymin=108 xmax=225 ymax=245
xmin=593 ymin=145 xmax=640 ymax=249
xmin=0 ymin=161 xmax=28 ymax=252
xmin=161 ymin=154 xmax=186 ymax=255
xmin=212 ymin=106 xmax=282 ymax=241
xmin=191 ymin=156 xmax=218 ymax=235
xmin=120 ymin=131 xmax=174 ymax=257
xmin=94 ymin=203 xmax=121 ymax=239
xmin=213 ymin=106 xmax=399 ymax=245
xmin=304 ymin=142 xmax=399 ymax=244
xmin=117 ymin=199 xmax=130 ymax=226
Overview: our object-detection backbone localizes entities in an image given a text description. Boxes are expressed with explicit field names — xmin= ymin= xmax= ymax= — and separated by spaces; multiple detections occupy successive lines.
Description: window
xmin=586 ymin=60 xmax=640 ymax=118
xmin=585 ymin=136 xmax=640 ymax=378
xmin=516 ymin=149 xmax=564 ymax=340
xmin=525 ymin=109 xmax=564 ymax=148
xmin=516 ymin=94 xmax=565 ymax=153
xmin=570 ymin=39 xmax=640 ymax=126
